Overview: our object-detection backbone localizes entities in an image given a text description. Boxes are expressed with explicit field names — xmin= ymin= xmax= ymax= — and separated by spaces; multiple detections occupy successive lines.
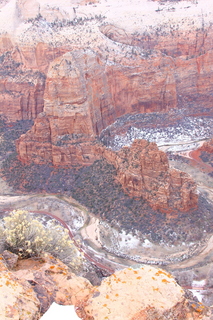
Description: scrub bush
xmin=1 ymin=210 xmax=82 ymax=271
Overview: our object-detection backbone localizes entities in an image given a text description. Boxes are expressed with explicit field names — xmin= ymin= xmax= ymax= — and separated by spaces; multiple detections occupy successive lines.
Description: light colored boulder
xmin=0 ymin=269 xmax=40 ymax=319
xmin=13 ymin=253 xmax=93 ymax=313
xmin=78 ymin=266 xmax=210 ymax=320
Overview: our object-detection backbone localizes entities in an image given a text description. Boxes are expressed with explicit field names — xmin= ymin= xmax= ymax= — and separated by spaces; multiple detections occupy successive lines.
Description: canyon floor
xmin=0 ymin=113 xmax=213 ymax=305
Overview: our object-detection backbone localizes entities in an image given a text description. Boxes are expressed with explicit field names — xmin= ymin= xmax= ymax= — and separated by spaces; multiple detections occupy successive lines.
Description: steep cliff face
xmin=0 ymin=40 xmax=46 ymax=121
xmin=17 ymin=133 xmax=198 ymax=212
xmin=16 ymin=114 xmax=102 ymax=166
xmin=43 ymin=49 xmax=176 ymax=136
xmin=1 ymin=0 xmax=213 ymax=123
xmin=104 ymin=139 xmax=198 ymax=212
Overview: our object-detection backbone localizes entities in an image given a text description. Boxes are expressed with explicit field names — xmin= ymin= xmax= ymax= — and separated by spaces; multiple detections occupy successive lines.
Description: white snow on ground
xmin=189 ymin=289 xmax=204 ymax=302
xmin=75 ymin=0 xmax=213 ymax=34
xmin=189 ymin=280 xmax=206 ymax=303
xmin=40 ymin=302 xmax=80 ymax=320
xmin=193 ymin=279 xmax=206 ymax=288
xmin=119 ymin=230 xmax=140 ymax=250
xmin=105 ymin=117 xmax=213 ymax=150
xmin=142 ymin=239 xmax=152 ymax=248
xmin=0 ymin=0 xmax=17 ymax=33
xmin=1 ymin=0 xmax=213 ymax=49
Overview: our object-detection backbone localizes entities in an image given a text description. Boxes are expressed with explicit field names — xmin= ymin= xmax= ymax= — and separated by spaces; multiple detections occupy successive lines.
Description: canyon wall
xmin=16 ymin=133 xmax=198 ymax=212
xmin=104 ymin=139 xmax=198 ymax=212
xmin=1 ymin=0 xmax=213 ymax=124
xmin=1 ymin=0 xmax=212 ymax=212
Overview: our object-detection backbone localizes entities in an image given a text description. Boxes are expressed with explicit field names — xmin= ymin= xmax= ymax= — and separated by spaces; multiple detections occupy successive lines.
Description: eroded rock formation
xmin=199 ymin=138 xmax=213 ymax=154
xmin=16 ymin=130 xmax=198 ymax=212
xmin=0 ymin=42 xmax=46 ymax=122
xmin=0 ymin=252 xmax=210 ymax=320
xmin=77 ymin=266 xmax=209 ymax=320
xmin=1 ymin=0 xmax=211 ymax=213
xmin=0 ymin=258 xmax=41 ymax=319
xmin=1 ymin=0 xmax=213 ymax=123
xmin=13 ymin=252 xmax=92 ymax=314
xmin=105 ymin=139 xmax=198 ymax=212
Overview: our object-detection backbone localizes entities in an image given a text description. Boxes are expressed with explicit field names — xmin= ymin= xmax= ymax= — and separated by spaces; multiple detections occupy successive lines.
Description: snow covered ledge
xmin=40 ymin=302 xmax=81 ymax=320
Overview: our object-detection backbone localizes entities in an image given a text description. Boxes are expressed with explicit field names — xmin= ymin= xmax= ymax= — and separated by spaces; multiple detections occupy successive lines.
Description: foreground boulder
xmin=0 ymin=259 xmax=40 ymax=320
xmin=0 ymin=253 xmax=211 ymax=320
xmin=13 ymin=252 xmax=93 ymax=314
xmin=77 ymin=266 xmax=210 ymax=320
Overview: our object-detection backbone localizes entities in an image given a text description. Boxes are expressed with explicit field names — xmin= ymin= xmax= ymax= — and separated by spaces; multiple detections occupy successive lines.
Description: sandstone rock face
xmin=0 ymin=37 xmax=70 ymax=122
xmin=13 ymin=252 xmax=93 ymax=314
xmin=16 ymin=47 xmax=177 ymax=165
xmin=77 ymin=266 xmax=209 ymax=320
xmin=104 ymin=139 xmax=198 ymax=212
xmin=16 ymin=114 xmax=102 ymax=166
xmin=0 ymin=0 xmax=213 ymax=124
xmin=0 ymin=253 xmax=210 ymax=320
xmin=0 ymin=37 xmax=47 ymax=122
xmin=0 ymin=261 xmax=40 ymax=320
xmin=0 ymin=0 xmax=213 ymax=121
xmin=43 ymin=49 xmax=176 ymax=136
xmin=17 ymin=132 xmax=198 ymax=212
xmin=0 ymin=72 xmax=45 ymax=122
xmin=199 ymin=138 xmax=213 ymax=154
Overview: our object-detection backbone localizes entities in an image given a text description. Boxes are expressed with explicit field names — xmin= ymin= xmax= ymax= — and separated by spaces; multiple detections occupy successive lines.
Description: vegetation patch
xmin=0 ymin=210 xmax=82 ymax=271
xmin=1 ymin=119 xmax=213 ymax=245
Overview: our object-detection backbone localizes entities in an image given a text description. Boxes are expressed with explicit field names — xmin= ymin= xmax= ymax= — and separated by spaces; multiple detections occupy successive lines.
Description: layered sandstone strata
xmin=0 ymin=39 xmax=46 ymax=121
xmin=0 ymin=258 xmax=41 ymax=319
xmin=17 ymin=132 xmax=198 ymax=212
xmin=105 ymin=139 xmax=198 ymax=212
xmin=1 ymin=0 xmax=213 ymax=122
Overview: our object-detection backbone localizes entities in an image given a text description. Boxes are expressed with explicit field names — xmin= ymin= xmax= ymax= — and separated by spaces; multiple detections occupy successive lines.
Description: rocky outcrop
xmin=1 ymin=0 xmax=213 ymax=123
xmin=0 ymin=259 xmax=40 ymax=319
xmin=0 ymin=36 xmax=71 ymax=122
xmin=16 ymin=114 xmax=102 ymax=166
xmin=0 ymin=252 xmax=210 ymax=320
xmin=77 ymin=266 xmax=210 ymax=320
xmin=17 ymin=132 xmax=198 ymax=212
xmin=104 ymin=139 xmax=198 ymax=212
xmin=199 ymin=138 xmax=213 ymax=154
xmin=0 ymin=39 xmax=46 ymax=122
xmin=0 ymin=72 xmax=45 ymax=122
xmin=13 ymin=252 xmax=93 ymax=314
xmin=16 ymin=47 xmax=176 ymax=158
xmin=43 ymin=49 xmax=176 ymax=136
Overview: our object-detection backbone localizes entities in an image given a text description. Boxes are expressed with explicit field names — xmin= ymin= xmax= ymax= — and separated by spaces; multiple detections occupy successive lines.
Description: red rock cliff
xmin=16 ymin=132 xmax=198 ymax=212
xmin=1 ymin=0 xmax=213 ymax=123
xmin=104 ymin=139 xmax=198 ymax=212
